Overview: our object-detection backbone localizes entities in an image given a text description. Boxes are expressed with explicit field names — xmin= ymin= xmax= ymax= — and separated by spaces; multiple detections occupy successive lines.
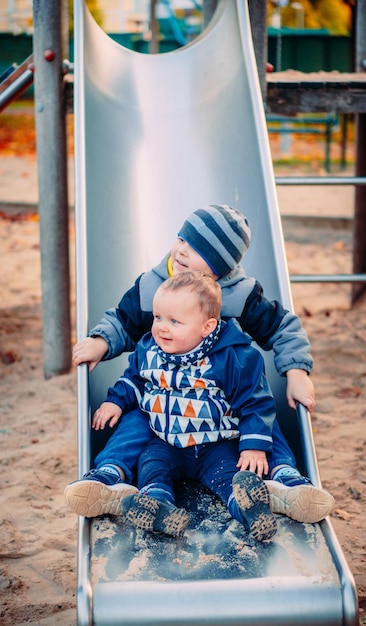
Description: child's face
xmin=170 ymin=237 xmax=218 ymax=280
xmin=152 ymin=287 xmax=217 ymax=354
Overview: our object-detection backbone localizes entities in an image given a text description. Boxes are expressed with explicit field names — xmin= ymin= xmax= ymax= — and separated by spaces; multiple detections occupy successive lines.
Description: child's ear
xmin=202 ymin=318 xmax=218 ymax=337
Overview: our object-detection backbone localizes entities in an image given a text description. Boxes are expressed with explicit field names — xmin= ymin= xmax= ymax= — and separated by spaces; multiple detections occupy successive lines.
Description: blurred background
xmin=0 ymin=0 xmax=356 ymax=173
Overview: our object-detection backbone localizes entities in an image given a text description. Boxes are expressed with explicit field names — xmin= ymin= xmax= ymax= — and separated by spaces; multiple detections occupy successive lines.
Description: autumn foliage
xmin=0 ymin=101 xmax=74 ymax=157
xmin=0 ymin=108 xmax=36 ymax=156
xmin=269 ymin=0 xmax=353 ymax=35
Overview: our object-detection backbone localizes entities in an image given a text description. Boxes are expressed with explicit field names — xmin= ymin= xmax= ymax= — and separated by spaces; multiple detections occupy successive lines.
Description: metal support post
xmin=353 ymin=0 xmax=366 ymax=303
xmin=33 ymin=0 xmax=71 ymax=378
xmin=149 ymin=0 xmax=159 ymax=53
xmin=202 ymin=0 xmax=218 ymax=27
xmin=248 ymin=0 xmax=268 ymax=101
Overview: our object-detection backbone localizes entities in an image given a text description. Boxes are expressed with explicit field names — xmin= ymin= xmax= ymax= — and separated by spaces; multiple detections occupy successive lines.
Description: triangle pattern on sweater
xmin=159 ymin=370 xmax=169 ymax=389
xmin=183 ymin=400 xmax=196 ymax=418
xmin=152 ymin=396 xmax=163 ymax=414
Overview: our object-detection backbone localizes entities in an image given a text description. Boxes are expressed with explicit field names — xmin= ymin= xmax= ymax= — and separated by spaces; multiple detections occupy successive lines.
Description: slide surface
xmin=73 ymin=1 xmax=358 ymax=624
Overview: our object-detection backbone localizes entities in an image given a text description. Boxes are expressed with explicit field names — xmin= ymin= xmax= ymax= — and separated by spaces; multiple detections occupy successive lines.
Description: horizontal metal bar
xmin=275 ymin=176 xmax=366 ymax=186
xmin=268 ymin=118 xmax=337 ymax=125
xmin=0 ymin=54 xmax=33 ymax=94
xmin=0 ymin=68 xmax=34 ymax=112
xmin=290 ymin=274 xmax=366 ymax=283
xmin=269 ymin=128 xmax=330 ymax=134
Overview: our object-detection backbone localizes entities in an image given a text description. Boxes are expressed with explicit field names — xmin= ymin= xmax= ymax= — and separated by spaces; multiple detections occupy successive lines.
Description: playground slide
xmin=73 ymin=1 xmax=359 ymax=624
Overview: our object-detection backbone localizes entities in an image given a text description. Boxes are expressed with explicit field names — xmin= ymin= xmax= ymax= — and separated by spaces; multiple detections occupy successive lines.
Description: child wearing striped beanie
xmin=178 ymin=204 xmax=251 ymax=278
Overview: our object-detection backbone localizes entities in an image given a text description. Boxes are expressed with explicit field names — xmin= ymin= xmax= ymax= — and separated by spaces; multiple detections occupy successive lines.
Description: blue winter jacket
xmin=106 ymin=320 xmax=276 ymax=453
xmin=89 ymin=254 xmax=313 ymax=376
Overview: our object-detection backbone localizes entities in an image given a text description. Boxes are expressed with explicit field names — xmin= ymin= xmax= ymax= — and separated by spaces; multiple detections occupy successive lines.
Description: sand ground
xmin=0 ymin=128 xmax=365 ymax=625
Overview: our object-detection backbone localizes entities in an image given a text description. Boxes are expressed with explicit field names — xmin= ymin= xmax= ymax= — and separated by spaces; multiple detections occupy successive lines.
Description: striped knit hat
xmin=178 ymin=205 xmax=251 ymax=278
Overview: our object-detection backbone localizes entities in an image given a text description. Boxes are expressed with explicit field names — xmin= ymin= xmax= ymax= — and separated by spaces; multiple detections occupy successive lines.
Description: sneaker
xmin=121 ymin=493 xmax=190 ymax=538
xmin=232 ymin=471 xmax=277 ymax=542
xmin=64 ymin=468 xmax=138 ymax=518
xmin=266 ymin=469 xmax=335 ymax=523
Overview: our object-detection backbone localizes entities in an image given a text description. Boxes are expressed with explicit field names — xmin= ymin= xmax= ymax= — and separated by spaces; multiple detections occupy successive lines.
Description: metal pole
xmin=353 ymin=0 xmax=366 ymax=303
xmin=202 ymin=0 xmax=217 ymax=27
xmin=275 ymin=176 xmax=366 ymax=186
xmin=0 ymin=64 xmax=34 ymax=112
xmin=290 ymin=274 xmax=366 ymax=284
xmin=149 ymin=0 xmax=159 ymax=53
xmin=33 ymin=0 xmax=71 ymax=378
xmin=248 ymin=0 xmax=268 ymax=101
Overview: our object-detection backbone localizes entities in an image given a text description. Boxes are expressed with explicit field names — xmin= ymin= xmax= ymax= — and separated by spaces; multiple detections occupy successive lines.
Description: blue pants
xmin=94 ymin=408 xmax=296 ymax=484
xmin=137 ymin=437 xmax=263 ymax=524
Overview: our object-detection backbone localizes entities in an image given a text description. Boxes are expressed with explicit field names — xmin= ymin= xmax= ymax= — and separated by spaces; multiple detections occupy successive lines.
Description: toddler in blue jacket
xmin=65 ymin=204 xmax=334 ymax=523
xmin=90 ymin=271 xmax=278 ymax=540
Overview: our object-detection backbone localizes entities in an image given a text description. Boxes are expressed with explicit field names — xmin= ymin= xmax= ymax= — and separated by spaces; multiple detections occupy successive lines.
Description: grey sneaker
xmin=266 ymin=478 xmax=335 ymax=523
xmin=64 ymin=468 xmax=138 ymax=518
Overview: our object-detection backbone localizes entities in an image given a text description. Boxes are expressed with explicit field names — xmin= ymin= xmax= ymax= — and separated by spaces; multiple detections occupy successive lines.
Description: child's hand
xmin=236 ymin=449 xmax=268 ymax=477
xmin=286 ymin=368 xmax=316 ymax=412
xmin=72 ymin=336 xmax=108 ymax=371
xmin=92 ymin=402 xmax=122 ymax=430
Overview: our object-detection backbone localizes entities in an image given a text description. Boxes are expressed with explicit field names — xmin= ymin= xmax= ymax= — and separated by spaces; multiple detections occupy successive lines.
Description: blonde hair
xmin=158 ymin=271 xmax=221 ymax=320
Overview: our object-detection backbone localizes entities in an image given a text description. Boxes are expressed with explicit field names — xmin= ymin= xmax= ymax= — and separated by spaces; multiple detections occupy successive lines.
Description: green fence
xmin=267 ymin=27 xmax=353 ymax=72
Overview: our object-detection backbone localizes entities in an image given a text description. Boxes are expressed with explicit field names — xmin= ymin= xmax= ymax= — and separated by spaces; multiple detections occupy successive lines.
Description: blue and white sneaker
xmin=266 ymin=467 xmax=335 ymax=523
xmin=64 ymin=467 xmax=138 ymax=518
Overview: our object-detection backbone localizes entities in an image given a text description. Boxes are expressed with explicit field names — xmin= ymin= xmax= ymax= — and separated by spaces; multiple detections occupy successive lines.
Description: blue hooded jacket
xmin=105 ymin=319 xmax=276 ymax=453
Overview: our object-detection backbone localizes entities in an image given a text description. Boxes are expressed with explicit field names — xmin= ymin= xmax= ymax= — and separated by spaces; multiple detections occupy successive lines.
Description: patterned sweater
xmin=106 ymin=319 xmax=276 ymax=452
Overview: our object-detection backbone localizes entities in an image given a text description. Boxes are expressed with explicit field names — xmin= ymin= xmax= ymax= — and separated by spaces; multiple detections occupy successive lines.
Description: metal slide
xmin=73 ymin=1 xmax=359 ymax=624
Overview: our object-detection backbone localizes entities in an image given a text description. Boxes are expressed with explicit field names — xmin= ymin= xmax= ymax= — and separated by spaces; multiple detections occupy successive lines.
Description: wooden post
xmin=352 ymin=0 xmax=366 ymax=303
xmin=33 ymin=0 xmax=72 ymax=377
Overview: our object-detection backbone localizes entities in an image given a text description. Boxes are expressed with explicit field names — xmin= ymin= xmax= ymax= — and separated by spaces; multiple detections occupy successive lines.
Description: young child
xmin=89 ymin=271 xmax=278 ymax=541
xmin=66 ymin=204 xmax=335 ymax=523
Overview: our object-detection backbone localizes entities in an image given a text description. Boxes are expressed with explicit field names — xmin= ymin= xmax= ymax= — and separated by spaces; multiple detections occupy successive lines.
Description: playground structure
xmin=72 ymin=1 xmax=359 ymax=625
